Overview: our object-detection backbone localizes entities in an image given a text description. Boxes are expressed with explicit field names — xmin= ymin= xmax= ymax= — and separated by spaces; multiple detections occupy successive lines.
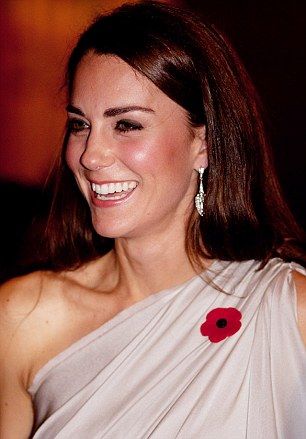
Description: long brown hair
xmin=35 ymin=0 xmax=306 ymax=271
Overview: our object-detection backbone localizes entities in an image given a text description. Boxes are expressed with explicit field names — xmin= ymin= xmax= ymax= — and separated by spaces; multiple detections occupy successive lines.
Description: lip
xmin=90 ymin=185 xmax=137 ymax=208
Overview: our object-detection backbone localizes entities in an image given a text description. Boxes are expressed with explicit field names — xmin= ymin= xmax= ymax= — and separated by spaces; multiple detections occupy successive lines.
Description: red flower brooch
xmin=200 ymin=307 xmax=242 ymax=343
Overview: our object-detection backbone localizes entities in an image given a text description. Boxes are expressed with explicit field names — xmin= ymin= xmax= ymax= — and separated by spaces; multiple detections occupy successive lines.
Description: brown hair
xmin=36 ymin=0 xmax=306 ymax=271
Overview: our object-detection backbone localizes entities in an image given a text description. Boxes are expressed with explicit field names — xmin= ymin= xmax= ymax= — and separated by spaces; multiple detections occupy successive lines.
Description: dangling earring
xmin=195 ymin=167 xmax=205 ymax=216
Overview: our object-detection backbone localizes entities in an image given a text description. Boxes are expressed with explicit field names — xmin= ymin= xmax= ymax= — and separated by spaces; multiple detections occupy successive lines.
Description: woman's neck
xmin=70 ymin=222 xmax=211 ymax=301
xmin=112 ymin=239 xmax=193 ymax=299
xmin=99 ymin=220 xmax=213 ymax=301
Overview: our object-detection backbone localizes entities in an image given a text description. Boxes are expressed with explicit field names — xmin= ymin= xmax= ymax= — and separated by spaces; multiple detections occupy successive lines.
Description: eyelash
xmin=115 ymin=119 xmax=143 ymax=133
xmin=67 ymin=118 xmax=143 ymax=135
xmin=67 ymin=118 xmax=89 ymax=134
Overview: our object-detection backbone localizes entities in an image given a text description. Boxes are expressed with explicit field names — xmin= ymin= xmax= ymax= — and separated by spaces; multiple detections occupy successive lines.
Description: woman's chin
xmin=91 ymin=220 xmax=135 ymax=240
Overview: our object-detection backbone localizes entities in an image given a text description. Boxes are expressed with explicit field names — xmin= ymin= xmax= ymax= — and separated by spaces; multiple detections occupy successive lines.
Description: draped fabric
xmin=28 ymin=259 xmax=306 ymax=438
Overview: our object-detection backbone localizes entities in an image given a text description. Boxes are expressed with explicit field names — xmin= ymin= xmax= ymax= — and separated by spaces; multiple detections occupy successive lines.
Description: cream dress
xmin=28 ymin=258 xmax=306 ymax=438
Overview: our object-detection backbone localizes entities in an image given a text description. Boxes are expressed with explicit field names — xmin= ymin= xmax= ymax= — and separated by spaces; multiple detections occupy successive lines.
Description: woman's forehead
xmin=71 ymin=53 xmax=187 ymax=119
xmin=74 ymin=53 xmax=149 ymax=91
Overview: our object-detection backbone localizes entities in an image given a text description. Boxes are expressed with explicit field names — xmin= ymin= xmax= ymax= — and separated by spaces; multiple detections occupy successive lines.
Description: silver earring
xmin=195 ymin=167 xmax=205 ymax=216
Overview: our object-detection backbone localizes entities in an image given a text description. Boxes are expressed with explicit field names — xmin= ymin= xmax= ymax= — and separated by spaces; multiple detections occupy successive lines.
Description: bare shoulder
xmin=0 ymin=261 xmax=113 ymax=385
xmin=0 ymin=261 xmax=115 ymax=437
xmin=0 ymin=270 xmax=64 ymax=342
xmin=0 ymin=271 xmax=51 ymax=349
xmin=1 ymin=271 xmax=49 ymax=323
xmin=0 ymin=270 xmax=62 ymax=437
xmin=0 ymin=270 xmax=65 ymax=374
xmin=0 ymin=270 xmax=69 ymax=375
xmin=292 ymin=270 xmax=306 ymax=347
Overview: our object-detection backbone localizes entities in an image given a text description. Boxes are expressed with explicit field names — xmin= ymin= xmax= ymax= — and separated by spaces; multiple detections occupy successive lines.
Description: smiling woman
xmin=1 ymin=1 xmax=306 ymax=438
xmin=65 ymin=53 xmax=205 ymax=239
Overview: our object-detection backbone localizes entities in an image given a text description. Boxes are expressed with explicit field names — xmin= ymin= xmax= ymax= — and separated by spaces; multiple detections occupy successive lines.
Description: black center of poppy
xmin=216 ymin=318 xmax=227 ymax=328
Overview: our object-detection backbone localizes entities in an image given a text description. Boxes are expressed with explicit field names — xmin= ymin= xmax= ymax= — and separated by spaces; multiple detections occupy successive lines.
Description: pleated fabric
xmin=28 ymin=259 xmax=306 ymax=438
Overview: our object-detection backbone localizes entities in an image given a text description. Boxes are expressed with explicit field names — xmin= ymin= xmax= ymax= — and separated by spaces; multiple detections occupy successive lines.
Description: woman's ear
xmin=192 ymin=125 xmax=208 ymax=170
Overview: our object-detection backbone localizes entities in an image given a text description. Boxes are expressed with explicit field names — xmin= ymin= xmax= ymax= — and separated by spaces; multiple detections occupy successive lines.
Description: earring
xmin=195 ymin=167 xmax=205 ymax=216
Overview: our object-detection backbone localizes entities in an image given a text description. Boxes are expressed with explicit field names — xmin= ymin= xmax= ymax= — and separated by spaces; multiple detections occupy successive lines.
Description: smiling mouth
xmin=91 ymin=180 xmax=138 ymax=201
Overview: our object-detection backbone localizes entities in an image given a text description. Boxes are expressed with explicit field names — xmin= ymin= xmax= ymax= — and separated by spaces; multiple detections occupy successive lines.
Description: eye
xmin=67 ymin=118 xmax=90 ymax=134
xmin=115 ymin=119 xmax=143 ymax=133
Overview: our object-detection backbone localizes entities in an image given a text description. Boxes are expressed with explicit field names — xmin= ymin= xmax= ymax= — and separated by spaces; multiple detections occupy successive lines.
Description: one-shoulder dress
xmin=28 ymin=258 xmax=306 ymax=438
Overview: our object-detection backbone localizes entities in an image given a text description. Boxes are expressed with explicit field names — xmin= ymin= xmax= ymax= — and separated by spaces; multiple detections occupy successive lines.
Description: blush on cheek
xmin=128 ymin=148 xmax=149 ymax=164
xmin=120 ymin=140 xmax=157 ymax=169
xmin=127 ymin=134 xmax=183 ymax=170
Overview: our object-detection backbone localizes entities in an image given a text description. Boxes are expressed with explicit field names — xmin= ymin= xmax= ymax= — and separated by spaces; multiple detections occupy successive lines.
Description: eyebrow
xmin=104 ymin=106 xmax=154 ymax=117
xmin=66 ymin=104 xmax=154 ymax=117
xmin=66 ymin=104 xmax=85 ymax=116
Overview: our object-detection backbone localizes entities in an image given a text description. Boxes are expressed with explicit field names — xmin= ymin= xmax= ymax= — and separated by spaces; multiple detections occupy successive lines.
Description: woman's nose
xmin=80 ymin=133 xmax=115 ymax=170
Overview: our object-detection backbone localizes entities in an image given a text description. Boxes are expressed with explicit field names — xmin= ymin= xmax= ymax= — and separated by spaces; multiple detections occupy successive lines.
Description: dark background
xmin=1 ymin=0 xmax=305 ymax=282
xmin=186 ymin=0 xmax=306 ymax=228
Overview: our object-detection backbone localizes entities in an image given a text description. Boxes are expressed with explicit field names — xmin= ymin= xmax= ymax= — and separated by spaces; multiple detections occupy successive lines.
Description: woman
xmin=1 ymin=1 xmax=306 ymax=437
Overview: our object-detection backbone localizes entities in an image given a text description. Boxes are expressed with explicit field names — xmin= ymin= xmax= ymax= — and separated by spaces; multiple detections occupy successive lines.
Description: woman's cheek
xmin=120 ymin=140 xmax=157 ymax=169
xmin=121 ymin=135 xmax=175 ymax=171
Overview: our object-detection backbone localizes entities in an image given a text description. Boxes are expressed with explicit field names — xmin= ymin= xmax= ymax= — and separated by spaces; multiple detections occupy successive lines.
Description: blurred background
xmin=1 ymin=0 xmax=305 ymax=282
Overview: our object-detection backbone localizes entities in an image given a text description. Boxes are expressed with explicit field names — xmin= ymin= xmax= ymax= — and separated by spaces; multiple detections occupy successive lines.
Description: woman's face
xmin=66 ymin=53 xmax=207 ymax=239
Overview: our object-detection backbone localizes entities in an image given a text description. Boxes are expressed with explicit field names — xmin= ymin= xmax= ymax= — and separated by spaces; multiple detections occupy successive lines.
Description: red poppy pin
xmin=200 ymin=307 xmax=242 ymax=343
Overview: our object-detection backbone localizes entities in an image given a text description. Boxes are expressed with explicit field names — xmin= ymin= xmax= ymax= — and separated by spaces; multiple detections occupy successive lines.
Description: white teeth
xmin=91 ymin=181 xmax=138 ymax=196
xmin=109 ymin=183 xmax=116 ymax=193
xmin=101 ymin=185 xmax=108 ymax=195
xmin=115 ymin=182 xmax=122 ymax=192
xmin=97 ymin=192 xmax=128 ymax=201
